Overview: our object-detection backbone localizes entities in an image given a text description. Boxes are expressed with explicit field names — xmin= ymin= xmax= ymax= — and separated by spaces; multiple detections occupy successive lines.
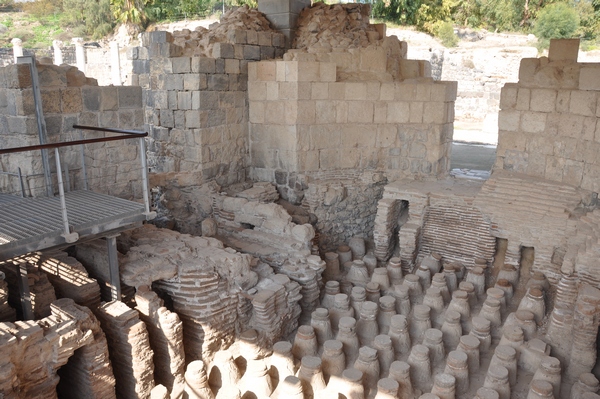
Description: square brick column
xmin=258 ymin=0 xmax=311 ymax=47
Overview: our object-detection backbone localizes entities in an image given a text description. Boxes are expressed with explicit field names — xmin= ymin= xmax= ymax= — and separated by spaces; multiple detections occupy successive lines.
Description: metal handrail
xmin=0 ymin=124 xmax=154 ymax=242
xmin=0 ymin=125 xmax=148 ymax=155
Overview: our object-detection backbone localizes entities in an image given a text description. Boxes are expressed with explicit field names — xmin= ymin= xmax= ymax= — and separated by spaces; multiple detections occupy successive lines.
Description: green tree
xmin=574 ymin=0 xmax=600 ymax=39
xmin=534 ymin=2 xmax=580 ymax=39
xmin=63 ymin=0 xmax=114 ymax=39
xmin=415 ymin=0 xmax=456 ymax=33
xmin=110 ymin=0 xmax=149 ymax=26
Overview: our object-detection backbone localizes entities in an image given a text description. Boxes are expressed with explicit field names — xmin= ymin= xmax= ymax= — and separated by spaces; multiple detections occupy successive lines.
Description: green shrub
xmin=436 ymin=20 xmax=458 ymax=47
xmin=534 ymin=2 xmax=580 ymax=41
xmin=10 ymin=28 xmax=34 ymax=43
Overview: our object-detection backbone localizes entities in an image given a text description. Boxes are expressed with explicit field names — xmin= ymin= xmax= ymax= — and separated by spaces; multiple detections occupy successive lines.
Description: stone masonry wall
xmin=248 ymin=59 xmax=457 ymax=201
xmin=129 ymin=29 xmax=285 ymax=189
xmin=495 ymin=39 xmax=600 ymax=193
xmin=302 ymin=170 xmax=387 ymax=251
xmin=0 ymin=62 xmax=145 ymax=198
xmin=0 ymin=298 xmax=116 ymax=399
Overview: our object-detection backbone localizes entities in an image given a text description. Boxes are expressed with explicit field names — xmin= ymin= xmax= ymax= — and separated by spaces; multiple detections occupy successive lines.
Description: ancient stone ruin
xmin=1 ymin=1 xmax=600 ymax=399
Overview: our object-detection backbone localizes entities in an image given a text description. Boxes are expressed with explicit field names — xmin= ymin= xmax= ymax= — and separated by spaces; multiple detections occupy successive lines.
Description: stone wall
xmin=301 ymin=170 xmax=387 ymax=251
xmin=129 ymin=27 xmax=285 ymax=189
xmin=495 ymin=39 xmax=600 ymax=193
xmin=0 ymin=298 xmax=116 ymax=399
xmin=248 ymin=59 xmax=457 ymax=201
xmin=0 ymin=62 xmax=145 ymax=198
xmin=373 ymin=178 xmax=496 ymax=272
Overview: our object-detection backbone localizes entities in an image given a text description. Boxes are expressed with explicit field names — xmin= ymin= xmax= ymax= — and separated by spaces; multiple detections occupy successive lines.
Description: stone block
xmin=100 ymin=86 xmax=119 ymax=111
xmin=423 ymin=102 xmax=446 ymax=124
xmin=261 ymin=46 xmax=276 ymax=60
xmin=297 ymin=150 xmax=319 ymax=171
xmin=81 ymin=86 xmax=101 ymax=111
xmin=39 ymin=89 xmax=61 ymax=114
xmin=335 ymin=101 xmax=348 ymax=123
xmin=167 ymin=91 xmax=178 ymax=109
xmin=345 ymin=82 xmax=367 ymax=100
xmin=244 ymin=45 xmax=261 ymax=61
xmin=177 ymin=92 xmax=192 ymax=110
xmin=272 ymin=33 xmax=286 ymax=48
xmin=246 ymin=30 xmax=259 ymax=45
xmin=61 ymin=88 xmax=82 ymax=113
xmin=160 ymin=43 xmax=182 ymax=58
xmin=296 ymin=62 xmax=319 ymax=82
xmin=387 ymin=102 xmax=409 ymax=123
xmin=233 ymin=44 xmax=244 ymax=59
xmin=132 ymin=60 xmax=150 ymax=74
xmin=328 ymin=83 xmax=346 ymax=100
xmin=312 ymin=82 xmax=328 ymax=100
xmin=521 ymin=111 xmax=547 ymax=133
xmin=320 ymin=63 xmax=336 ymax=82
xmin=359 ymin=47 xmax=387 ymax=73
xmin=227 ymin=29 xmax=247 ymax=44
xmin=198 ymin=91 xmax=219 ymax=111
xmin=319 ymin=148 xmax=340 ymax=169
xmin=315 ymin=100 xmax=335 ymax=124
xmin=165 ymin=74 xmax=184 ymax=91
xmin=296 ymin=100 xmax=316 ymax=124
xmin=416 ymin=84 xmax=431 ymax=102
xmin=183 ymin=74 xmax=200 ymax=91
xmin=149 ymin=31 xmax=173 ymax=44
xmin=78 ymin=111 xmax=98 ymax=126
xmin=366 ymin=82 xmax=380 ymax=100
xmin=118 ymin=86 xmax=142 ymax=108
xmin=519 ymin=58 xmax=540 ymax=85
xmin=409 ymin=102 xmax=423 ymax=123
xmin=374 ymin=102 xmax=387 ymax=123
xmin=249 ymin=61 xmax=277 ymax=81
xmin=264 ymin=100 xmax=284 ymax=124
xmin=559 ymin=113 xmax=584 ymax=138
xmin=192 ymin=57 xmax=216 ymax=74
xmin=184 ymin=110 xmax=200 ymax=128
xmin=498 ymin=110 xmax=521 ymax=132
xmin=380 ymin=83 xmax=395 ymax=101
xmin=171 ymin=57 xmax=191 ymax=73
xmin=516 ymin=88 xmax=530 ymax=111
xmin=579 ymin=64 xmax=600 ymax=91
xmin=530 ymin=89 xmax=556 ymax=112
xmin=159 ymin=109 xmax=174 ymax=128
xmin=348 ymin=101 xmax=374 ymax=123
xmin=570 ymin=90 xmax=597 ymax=117
xmin=556 ymin=90 xmax=571 ymax=112
xmin=225 ymin=59 xmax=240 ymax=74
xmin=248 ymin=81 xmax=267 ymax=101
xmin=548 ymin=38 xmax=580 ymax=63
xmin=399 ymin=60 xmax=421 ymax=79
xmin=258 ymin=32 xmax=272 ymax=46
xmin=208 ymin=74 xmax=230 ymax=91
xmin=7 ymin=115 xmax=36 ymax=133
xmin=212 ymin=43 xmax=235 ymax=59
xmin=396 ymin=83 xmax=417 ymax=101
xmin=582 ymin=164 xmax=600 ymax=192
xmin=545 ymin=155 xmax=565 ymax=181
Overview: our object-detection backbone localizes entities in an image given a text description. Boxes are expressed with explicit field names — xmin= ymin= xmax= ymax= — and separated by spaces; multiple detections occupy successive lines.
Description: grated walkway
xmin=0 ymin=190 xmax=147 ymax=260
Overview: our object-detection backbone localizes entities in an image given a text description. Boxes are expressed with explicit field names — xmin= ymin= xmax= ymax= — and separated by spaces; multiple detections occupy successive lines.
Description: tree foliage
xmin=63 ymin=0 xmax=113 ymax=39
xmin=534 ymin=2 xmax=580 ymax=39
xmin=374 ymin=0 xmax=598 ymax=42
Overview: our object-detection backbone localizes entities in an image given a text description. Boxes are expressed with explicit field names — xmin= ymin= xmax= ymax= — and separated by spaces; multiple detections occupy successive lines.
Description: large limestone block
xmin=548 ymin=38 xmax=580 ymax=63
xmin=579 ymin=64 xmax=600 ymax=91
xmin=530 ymin=89 xmax=557 ymax=113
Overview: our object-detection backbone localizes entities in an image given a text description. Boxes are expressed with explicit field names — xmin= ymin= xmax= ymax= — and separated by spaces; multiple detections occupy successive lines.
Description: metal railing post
xmin=79 ymin=130 xmax=88 ymax=190
xmin=139 ymin=137 xmax=153 ymax=218
xmin=17 ymin=167 xmax=25 ymax=198
xmin=54 ymin=148 xmax=78 ymax=243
